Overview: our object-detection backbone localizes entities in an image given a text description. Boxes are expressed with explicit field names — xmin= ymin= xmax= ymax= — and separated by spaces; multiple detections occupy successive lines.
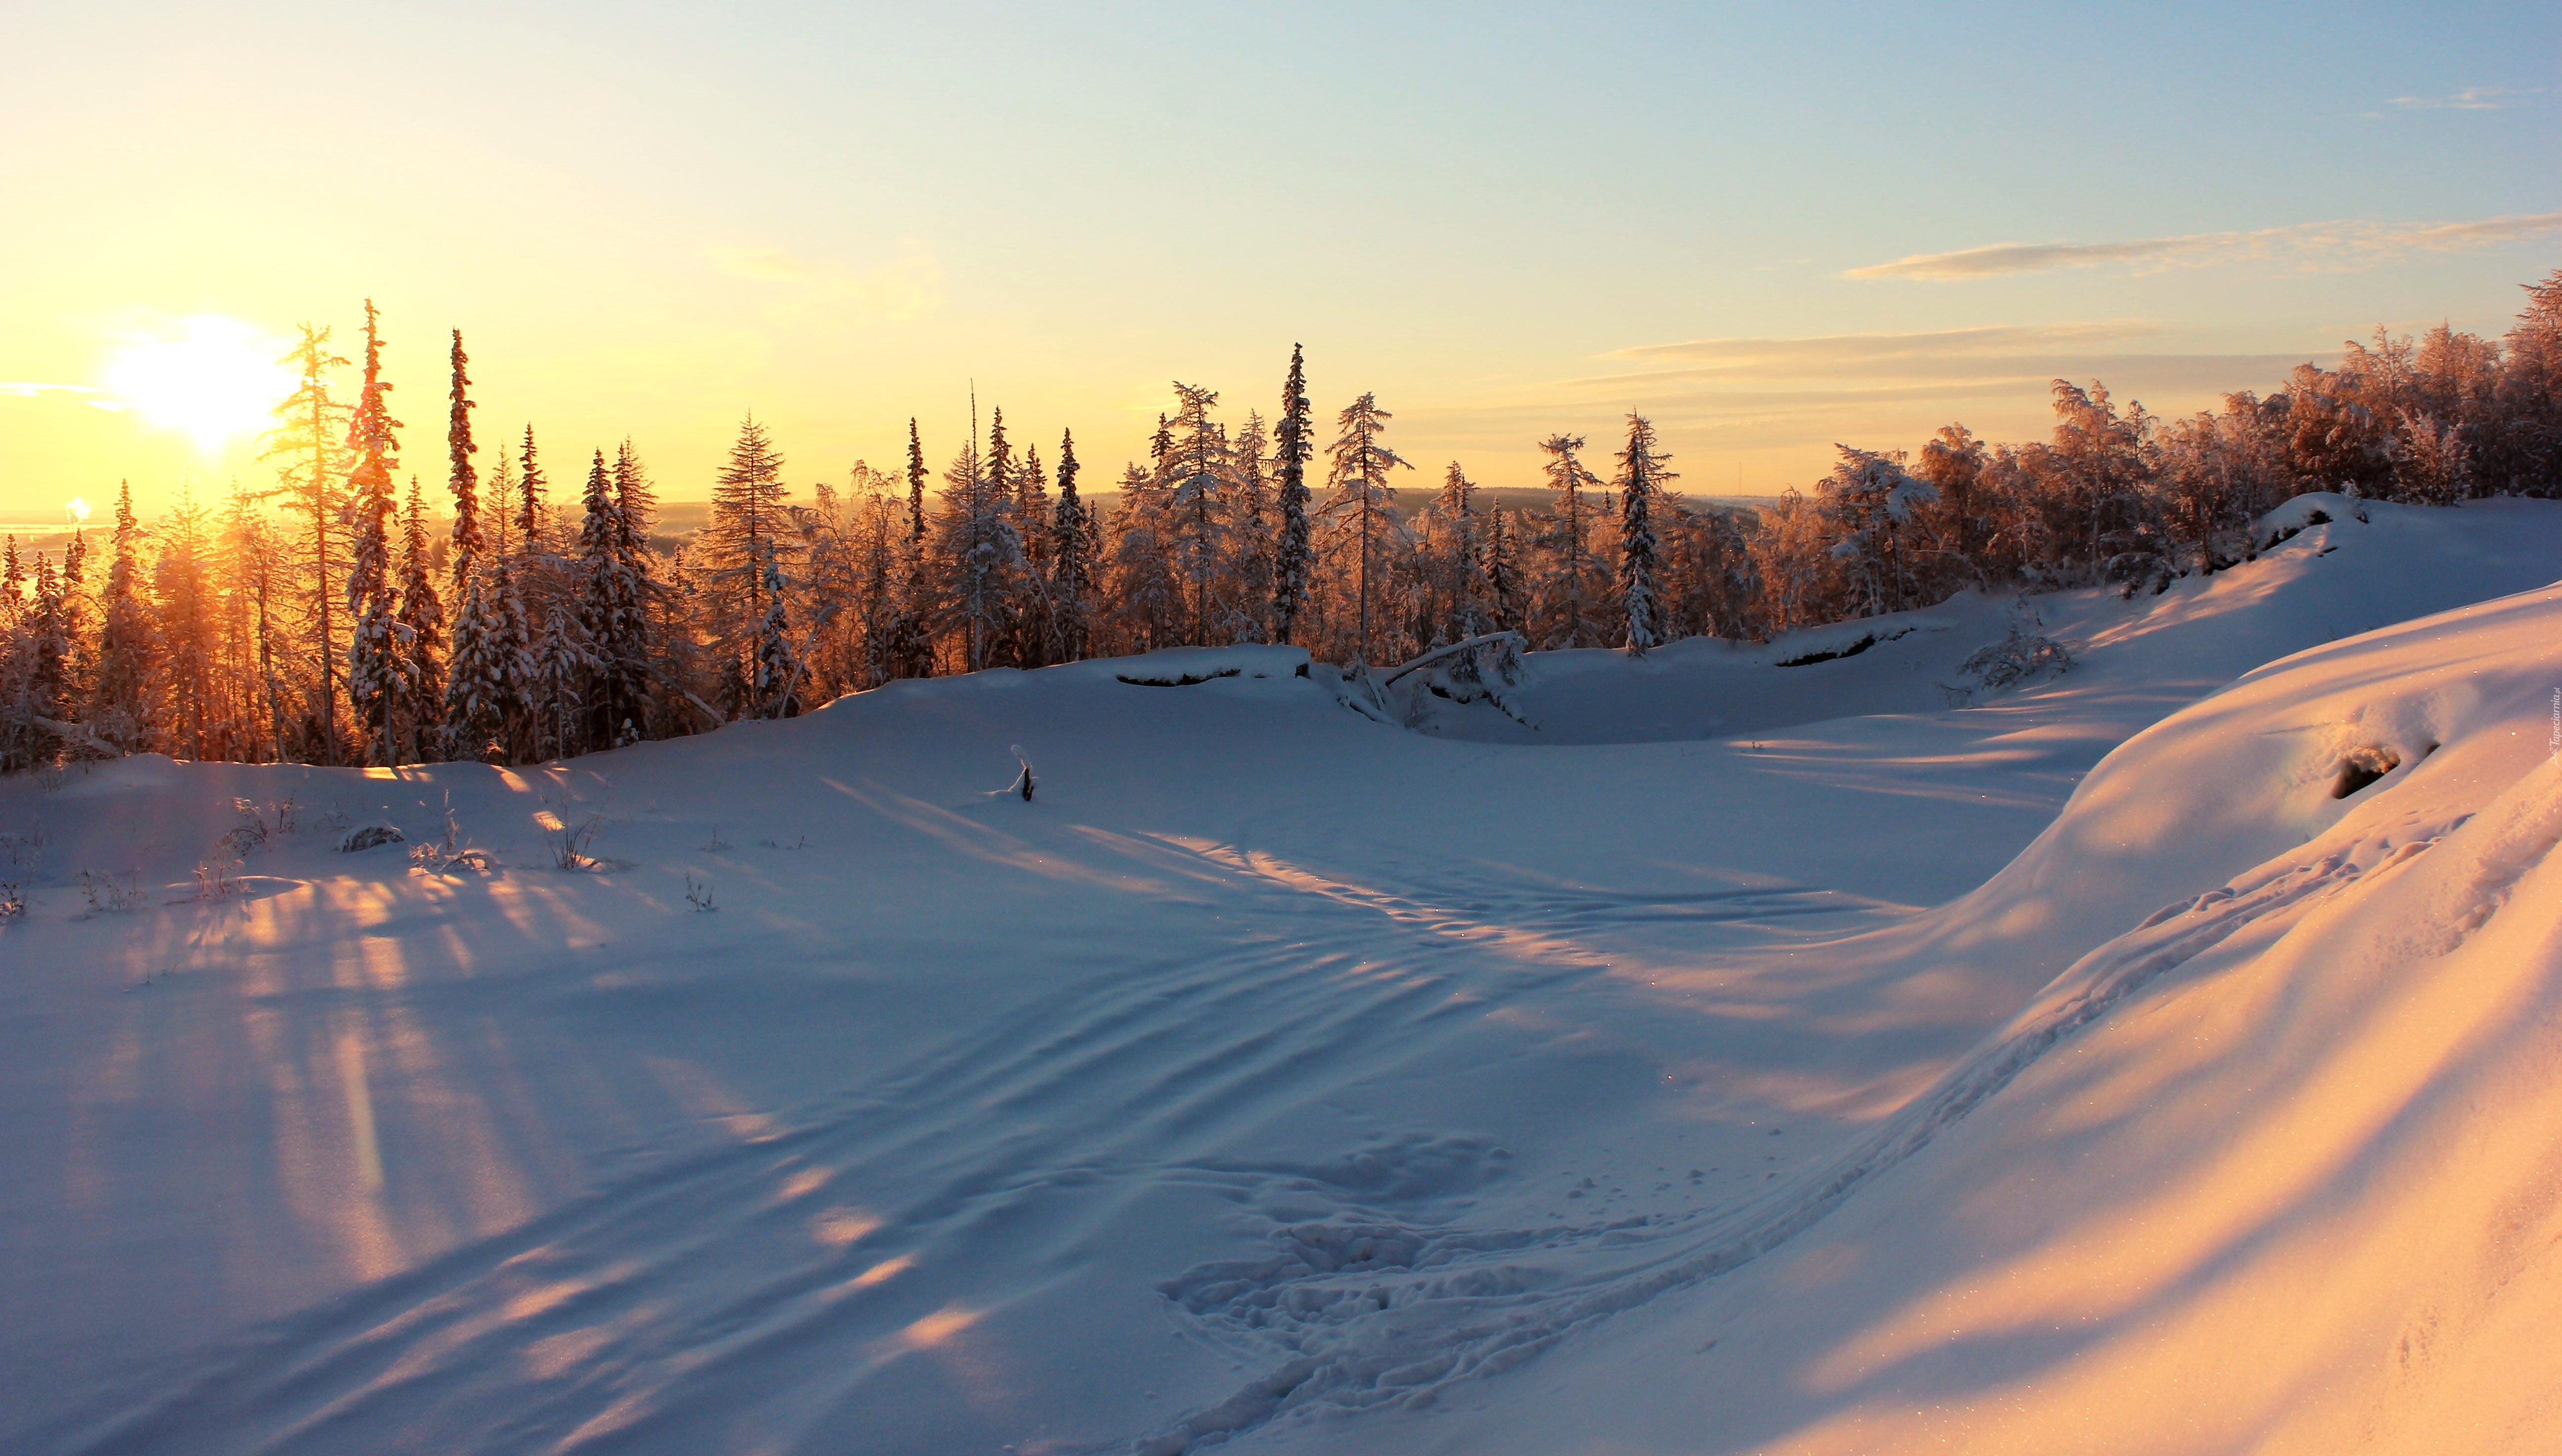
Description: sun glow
xmin=101 ymin=316 xmax=296 ymax=452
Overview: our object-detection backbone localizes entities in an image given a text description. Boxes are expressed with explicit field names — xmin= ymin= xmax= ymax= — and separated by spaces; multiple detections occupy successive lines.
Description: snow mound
xmin=1410 ymin=496 xmax=2562 ymax=745
xmin=7 ymin=499 xmax=2562 ymax=1456
xmin=2254 ymin=487 xmax=2368 ymax=548
xmin=1299 ymin=580 xmax=2562 ymax=1456
xmin=1112 ymin=644 xmax=1312 ymax=686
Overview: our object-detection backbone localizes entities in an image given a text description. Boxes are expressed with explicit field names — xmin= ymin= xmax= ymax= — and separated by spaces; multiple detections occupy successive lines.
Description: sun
xmin=101 ymin=316 xmax=298 ymax=453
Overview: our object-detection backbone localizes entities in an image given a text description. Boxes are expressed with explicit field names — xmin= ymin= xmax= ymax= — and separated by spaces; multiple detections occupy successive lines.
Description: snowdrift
xmin=1309 ymin=588 xmax=2562 ymax=1454
xmin=1414 ymin=497 xmax=2562 ymax=746
xmin=3 ymin=497 xmax=2561 ymax=1456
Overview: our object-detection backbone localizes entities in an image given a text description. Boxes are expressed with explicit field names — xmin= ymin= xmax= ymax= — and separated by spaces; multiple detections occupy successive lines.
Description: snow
xmin=4 ymin=497 xmax=2562 ymax=1455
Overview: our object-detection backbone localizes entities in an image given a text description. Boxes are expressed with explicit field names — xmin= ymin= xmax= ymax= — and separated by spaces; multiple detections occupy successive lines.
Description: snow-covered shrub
xmin=76 ymin=869 xmax=145 ymax=916
xmin=221 ymin=795 xmax=301 ymax=854
xmin=409 ymin=810 xmax=495 ymax=875
xmin=684 ymin=874 xmax=718 ymax=912
xmin=0 ymin=823 xmax=43 ymax=870
xmin=538 ymin=801 xmax=608 ymax=871
xmin=1943 ymin=613 xmax=2075 ymax=705
xmin=340 ymin=821 xmax=405 ymax=853
xmin=218 ymin=816 xmax=267 ymax=856
xmin=2253 ymin=490 xmax=2369 ymax=551
xmin=1377 ymin=631 xmax=1534 ymax=727
xmin=1331 ymin=661 xmax=1395 ymax=724
xmin=194 ymin=857 xmax=241 ymax=900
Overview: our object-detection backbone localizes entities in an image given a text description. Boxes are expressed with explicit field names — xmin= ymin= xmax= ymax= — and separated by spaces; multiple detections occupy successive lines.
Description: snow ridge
xmin=1138 ymin=814 xmax=2465 ymax=1452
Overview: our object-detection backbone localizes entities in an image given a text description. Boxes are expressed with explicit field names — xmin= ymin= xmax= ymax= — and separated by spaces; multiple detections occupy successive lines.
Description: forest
xmin=3 ymin=270 xmax=2559 ymax=774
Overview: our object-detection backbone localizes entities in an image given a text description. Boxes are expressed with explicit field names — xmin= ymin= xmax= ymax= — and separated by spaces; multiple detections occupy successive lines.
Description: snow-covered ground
xmin=5 ymin=497 xmax=2561 ymax=1455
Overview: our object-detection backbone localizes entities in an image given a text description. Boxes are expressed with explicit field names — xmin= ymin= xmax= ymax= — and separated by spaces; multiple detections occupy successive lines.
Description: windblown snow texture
xmin=5 ymin=498 xmax=2562 ymax=1456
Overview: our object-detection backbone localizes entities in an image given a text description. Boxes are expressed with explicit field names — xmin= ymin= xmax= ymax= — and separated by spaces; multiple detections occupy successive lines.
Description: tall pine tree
xmin=1613 ymin=414 xmax=1672 ymax=656
xmin=447 ymin=329 xmax=481 ymax=586
xmin=1531 ymin=433 xmax=1609 ymax=649
xmin=260 ymin=322 xmax=351 ymax=761
xmin=707 ymin=414 xmax=791 ymax=715
xmin=1271 ymin=343 xmax=1315 ymax=644
xmin=1050 ymin=428 xmax=1096 ymax=663
xmin=577 ymin=447 xmax=645 ymax=747
xmin=1320 ymin=391 xmax=1411 ymax=665
xmin=91 ymin=480 xmax=157 ymax=750
xmin=397 ymin=475 xmax=446 ymax=760
xmin=344 ymin=300 xmax=410 ymax=763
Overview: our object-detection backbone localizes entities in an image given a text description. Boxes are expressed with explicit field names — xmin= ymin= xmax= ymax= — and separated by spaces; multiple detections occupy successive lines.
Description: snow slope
xmin=1331 ymin=553 xmax=2562 ymax=1456
xmin=1 ymin=498 xmax=2558 ymax=1455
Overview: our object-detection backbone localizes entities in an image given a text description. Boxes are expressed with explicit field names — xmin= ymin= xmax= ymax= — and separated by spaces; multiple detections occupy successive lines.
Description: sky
xmin=2 ymin=0 xmax=2557 ymax=523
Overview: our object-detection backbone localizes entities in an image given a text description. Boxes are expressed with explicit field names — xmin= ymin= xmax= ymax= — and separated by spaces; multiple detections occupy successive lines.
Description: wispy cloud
xmin=708 ymin=243 xmax=942 ymax=321
xmin=0 ymin=381 xmax=99 ymax=399
xmin=2389 ymin=86 xmax=2534 ymax=111
xmin=1603 ymin=321 xmax=2161 ymax=369
xmin=1397 ymin=322 xmax=2325 ymax=467
xmin=1848 ymin=211 xmax=2562 ymax=281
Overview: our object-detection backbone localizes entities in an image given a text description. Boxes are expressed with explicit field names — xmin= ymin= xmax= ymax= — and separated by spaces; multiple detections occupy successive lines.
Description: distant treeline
xmin=4 ymin=271 xmax=2559 ymax=773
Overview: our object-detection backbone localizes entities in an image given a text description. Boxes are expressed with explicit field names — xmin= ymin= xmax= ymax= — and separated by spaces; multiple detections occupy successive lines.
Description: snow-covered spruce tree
xmin=1106 ymin=459 xmax=1182 ymax=652
xmin=344 ymin=300 xmax=413 ymax=766
xmin=1482 ymin=507 xmax=1524 ymax=633
xmin=1614 ymin=413 xmax=1673 ymax=656
xmin=977 ymin=408 xmax=1041 ymax=669
xmin=1049 ymin=428 xmax=1096 ymax=663
xmin=531 ymin=596 xmax=591 ymax=759
xmin=1158 ymin=382 xmax=1232 ymax=646
xmin=984 ymin=407 xmax=1015 ymax=534
xmin=442 ymin=563 xmax=509 ymax=760
xmin=396 ymin=476 xmax=446 ymax=761
xmin=90 ymin=480 xmax=158 ymax=751
xmin=446 ymin=329 xmax=482 ymax=589
xmin=576 ymin=449 xmax=640 ymax=749
xmin=2491 ymin=268 xmax=2562 ymax=495
xmin=930 ymin=421 xmax=1025 ymax=673
xmin=1228 ymin=411 xmax=1274 ymax=643
xmin=9 ymin=552 xmax=72 ymax=768
xmin=1009 ymin=442 xmax=1056 ymax=667
xmin=1419 ymin=461 xmax=1489 ymax=646
xmin=606 ymin=440 xmax=661 ymax=740
xmin=494 ymin=552 xmax=539 ymax=758
xmin=1529 ymin=432 xmax=1608 ymax=649
xmin=483 ymin=439 xmax=512 ymax=560
xmin=259 ymin=322 xmax=351 ymax=762
xmin=1318 ymin=392 xmax=1413 ymax=667
xmin=904 ymin=418 xmax=929 ymax=547
xmin=151 ymin=488 xmax=219 ymax=760
xmin=515 ymin=423 xmax=552 ymax=561
xmin=705 ymin=414 xmax=792 ymax=716
xmin=1270 ymin=343 xmax=1315 ymax=645
xmin=755 ymin=555 xmax=797 ymax=717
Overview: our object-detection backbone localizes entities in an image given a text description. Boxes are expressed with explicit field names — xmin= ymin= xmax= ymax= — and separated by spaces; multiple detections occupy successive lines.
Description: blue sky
xmin=2 ymin=0 xmax=2556 ymax=514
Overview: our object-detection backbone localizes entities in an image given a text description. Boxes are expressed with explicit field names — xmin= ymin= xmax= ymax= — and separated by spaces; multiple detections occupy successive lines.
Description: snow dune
xmin=3 ymin=498 xmax=2560 ymax=1455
